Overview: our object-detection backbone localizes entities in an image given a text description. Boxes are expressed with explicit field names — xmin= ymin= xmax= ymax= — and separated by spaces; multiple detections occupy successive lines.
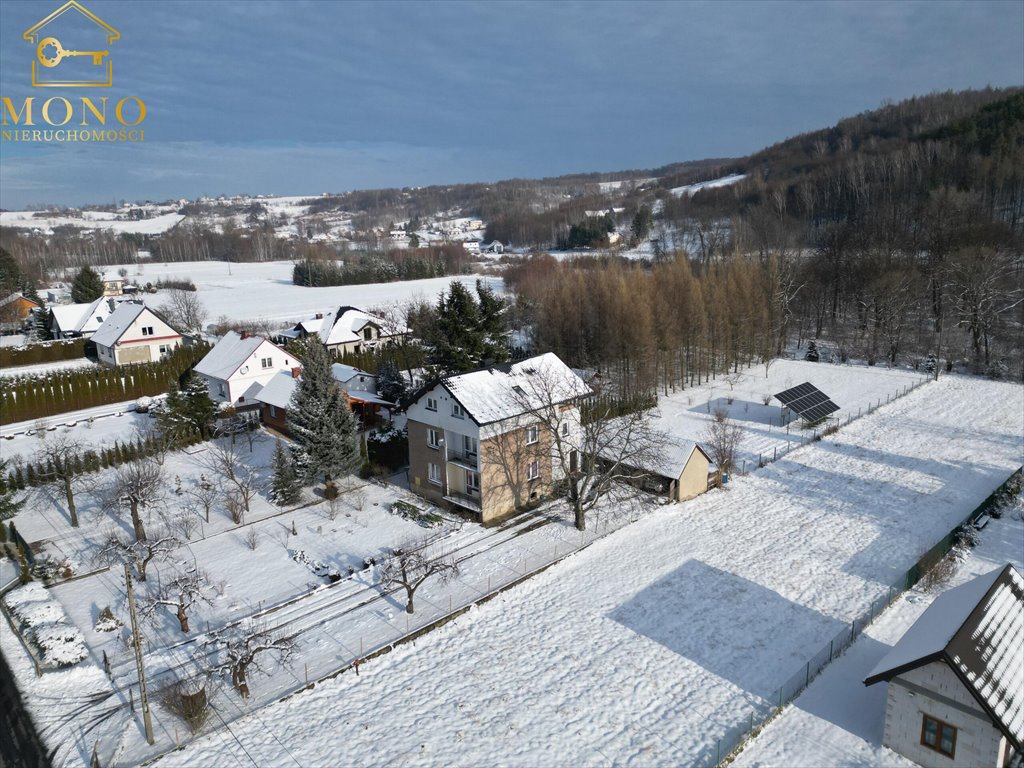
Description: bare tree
xmin=207 ymin=441 xmax=264 ymax=515
xmin=507 ymin=365 xmax=665 ymax=531
xmin=97 ymin=527 xmax=178 ymax=582
xmin=379 ymin=540 xmax=459 ymax=614
xmin=187 ymin=474 xmax=218 ymax=524
xmin=159 ymin=289 xmax=208 ymax=336
xmin=140 ymin=566 xmax=211 ymax=632
xmin=106 ymin=460 xmax=166 ymax=542
xmin=32 ymin=435 xmax=86 ymax=527
xmin=206 ymin=620 xmax=294 ymax=699
xmin=702 ymin=408 xmax=744 ymax=486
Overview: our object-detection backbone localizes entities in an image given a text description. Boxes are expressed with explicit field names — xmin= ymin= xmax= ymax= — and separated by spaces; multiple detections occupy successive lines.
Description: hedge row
xmin=0 ymin=338 xmax=88 ymax=368
xmin=0 ymin=343 xmax=210 ymax=426
xmin=5 ymin=429 xmax=204 ymax=491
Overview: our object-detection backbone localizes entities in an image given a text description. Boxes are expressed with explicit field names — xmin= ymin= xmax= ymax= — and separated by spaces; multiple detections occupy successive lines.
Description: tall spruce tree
xmin=158 ymin=371 xmax=217 ymax=443
xmin=376 ymin=359 xmax=408 ymax=403
xmin=70 ymin=265 xmax=104 ymax=303
xmin=0 ymin=459 xmax=24 ymax=521
xmin=286 ymin=341 xmax=360 ymax=484
xmin=432 ymin=281 xmax=483 ymax=373
xmin=476 ymin=280 xmax=509 ymax=365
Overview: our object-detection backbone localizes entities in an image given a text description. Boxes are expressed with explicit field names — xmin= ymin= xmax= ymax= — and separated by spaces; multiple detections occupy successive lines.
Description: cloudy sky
xmin=0 ymin=0 xmax=1021 ymax=209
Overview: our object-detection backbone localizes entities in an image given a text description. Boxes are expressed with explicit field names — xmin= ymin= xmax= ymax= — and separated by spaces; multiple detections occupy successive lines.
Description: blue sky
xmin=1 ymin=0 xmax=1021 ymax=209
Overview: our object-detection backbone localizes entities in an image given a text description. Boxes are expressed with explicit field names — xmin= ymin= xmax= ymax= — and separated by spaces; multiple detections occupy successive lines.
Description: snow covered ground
xmin=0 ymin=357 xmax=97 ymax=379
xmin=95 ymin=260 xmax=503 ymax=325
xmin=147 ymin=375 xmax=1021 ymax=768
xmin=734 ymin=499 xmax=1024 ymax=768
xmin=670 ymin=173 xmax=747 ymax=197
xmin=0 ymin=211 xmax=184 ymax=235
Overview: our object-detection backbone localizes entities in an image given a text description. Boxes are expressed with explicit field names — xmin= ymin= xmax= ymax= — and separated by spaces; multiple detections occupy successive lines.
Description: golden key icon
xmin=36 ymin=37 xmax=109 ymax=68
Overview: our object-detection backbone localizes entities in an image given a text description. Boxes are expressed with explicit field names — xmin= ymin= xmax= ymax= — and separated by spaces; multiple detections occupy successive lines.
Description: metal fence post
xmin=829 ymin=638 xmax=833 ymax=662
xmin=805 ymin=661 xmax=810 ymax=687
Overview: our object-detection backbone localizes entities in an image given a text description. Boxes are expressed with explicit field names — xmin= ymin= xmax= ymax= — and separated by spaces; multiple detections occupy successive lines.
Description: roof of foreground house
xmin=437 ymin=353 xmax=591 ymax=426
xmin=194 ymin=332 xmax=279 ymax=381
xmin=864 ymin=563 xmax=1024 ymax=751
xmin=91 ymin=302 xmax=180 ymax=348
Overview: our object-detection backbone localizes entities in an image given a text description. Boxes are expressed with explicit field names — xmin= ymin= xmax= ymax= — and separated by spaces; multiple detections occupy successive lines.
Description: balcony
xmin=444 ymin=491 xmax=481 ymax=514
xmin=445 ymin=449 xmax=479 ymax=471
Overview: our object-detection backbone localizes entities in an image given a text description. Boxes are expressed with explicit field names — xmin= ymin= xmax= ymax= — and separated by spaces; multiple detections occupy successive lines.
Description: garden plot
xmin=653 ymin=359 xmax=928 ymax=472
xmin=157 ymin=375 xmax=1022 ymax=768
xmin=95 ymin=260 xmax=503 ymax=326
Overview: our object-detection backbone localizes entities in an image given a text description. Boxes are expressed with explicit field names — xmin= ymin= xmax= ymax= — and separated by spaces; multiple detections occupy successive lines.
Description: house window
xmin=261 ymin=357 xmax=273 ymax=369
xmin=921 ymin=715 xmax=956 ymax=758
xmin=463 ymin=435 xmax=477 ymax=457
xmin=269 ymin=405 xmax=277 ymax=418
xmin=141 ymin=326 xmax=154 ymax=336
xmin=158 ymin=344 xmax=171 ymax=356
xmin=427 ymin=428 xmax=441 ymax=449
xmin=428 ymin=463 xmax=441 ymax=485
xmin=218 ymin=382 xmax=226 ymax=397
xmin=452 ymin=403 xmax=464 ymax=419
xmin=561 ymin=422 xmax=569 ymax=437
xmin=426 ymin=397 xmax=438 ymax=412
xmin=466 ymin=471 xmax=480 ymax=494
xmin=363 ymin=327 xmax=373 ymax=341
xmin=526 ymin=426 xmax=539 ymax=445
xmin=526 ymin=459 xmax=540 ymax=481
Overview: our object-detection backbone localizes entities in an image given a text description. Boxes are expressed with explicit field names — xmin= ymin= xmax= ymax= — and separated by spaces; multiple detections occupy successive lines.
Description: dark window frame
xmin=920 ymin=714 xmax=957 ymax=759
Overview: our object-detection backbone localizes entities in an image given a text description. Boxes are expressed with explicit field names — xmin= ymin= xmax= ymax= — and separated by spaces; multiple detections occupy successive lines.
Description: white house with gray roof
xmin=287 ymin=306 xmax=408 ymax=355
xmin=194 ymin=331 xmax=295 ymax=406
xmin=864 ymin=563 xmax=1023 ymax=768
xmin=91 ymin=302 xmax=183 ymax=366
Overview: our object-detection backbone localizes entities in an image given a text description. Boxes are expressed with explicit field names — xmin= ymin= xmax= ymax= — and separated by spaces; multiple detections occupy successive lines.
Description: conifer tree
xmin=270 ymin=440 xmax=301 ymax=506
xmin=70 ymin=265 xmax=104 ymax=303
xmin=286 ymin=341 xmax=360 ymax=484
xmin=432 ymin=281 xmax=483 ymax=374
xmin=376 ymin=359 xmax=408 ymax=403
xmin=0 ymin=459 xmax=24 ymax=520
xmin=476 ymin=280 xmax=509 ymax=365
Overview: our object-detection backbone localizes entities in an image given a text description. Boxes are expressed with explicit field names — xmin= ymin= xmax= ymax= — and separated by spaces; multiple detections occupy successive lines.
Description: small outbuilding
xmin=864 ymin=563 xmax=1023 ymax=768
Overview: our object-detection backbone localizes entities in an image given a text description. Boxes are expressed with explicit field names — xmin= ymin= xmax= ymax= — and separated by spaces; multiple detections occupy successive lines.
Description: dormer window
xmin=426 ymin=397 xmax=438 ymax=412
xmin=452 ymin=403 xmax=464 ymax=419
xmin=363 ymin=327 xmax=373 ymax=341
xmin=141 ymin=326 xmax=154 ymax=336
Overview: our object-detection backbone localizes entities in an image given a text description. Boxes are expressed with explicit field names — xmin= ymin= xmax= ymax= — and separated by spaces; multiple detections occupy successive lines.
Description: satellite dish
xmin=239 ymin=365 xmax=249 ymax=375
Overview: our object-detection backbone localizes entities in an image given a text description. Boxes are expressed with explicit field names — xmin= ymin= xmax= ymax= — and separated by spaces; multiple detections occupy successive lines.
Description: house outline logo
xmin=22 ymin=1 xmax=119 ymax=88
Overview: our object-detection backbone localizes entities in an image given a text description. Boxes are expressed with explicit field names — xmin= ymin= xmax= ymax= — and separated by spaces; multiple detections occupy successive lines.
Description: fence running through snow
xmin=707 ymin=465 xmax=1023 ymax=768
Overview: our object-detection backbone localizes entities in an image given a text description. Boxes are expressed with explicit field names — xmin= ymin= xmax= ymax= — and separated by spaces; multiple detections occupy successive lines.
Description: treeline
xmin=292 ymin=246 xmax=472 ymax=287
xmin=0 ymin=344 xmax=209 ymax=425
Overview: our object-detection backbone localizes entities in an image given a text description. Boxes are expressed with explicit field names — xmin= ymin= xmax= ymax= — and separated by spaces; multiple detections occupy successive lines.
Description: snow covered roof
xmin=50 ymin=298 xmax=116 ymax=334
xmin=90 ymin=302 xmax=160 ymax=347
xmin=331 ymin=362 xmax=370 ymax=383
xmin=439 ymin=353 xmax=590 ymax=426
xmin=194 ymin=332 xmax=278 ymax=381
xmin=309 ymin=306 xmax=407 ymax=347
xmin=865 ymin=563 xmax=1024 ymax=750
xmin=254 ymin=370 xmax=299 ymax=409
xmin=0 ymin=293 xmax=39 ymax=308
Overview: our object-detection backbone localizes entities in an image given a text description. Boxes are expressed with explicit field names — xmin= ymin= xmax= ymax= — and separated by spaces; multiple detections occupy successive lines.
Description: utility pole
xmin=124 ymin=564 xmax=155 ymax=745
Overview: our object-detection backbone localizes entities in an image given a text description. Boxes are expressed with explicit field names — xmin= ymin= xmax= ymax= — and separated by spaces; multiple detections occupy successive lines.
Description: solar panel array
xmin=774 ymin=382 xmax=839 ymax=423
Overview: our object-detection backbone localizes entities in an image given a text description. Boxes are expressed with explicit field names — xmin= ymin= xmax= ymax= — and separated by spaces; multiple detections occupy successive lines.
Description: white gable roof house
xmin=292 ymin=306 xmax=409 ymax=355
xmin=194 ymin=331 xmax=295 ymax=407
xmin=864 ymin=564 xmax=1023 ymax=768
xmin=50 ymin=297 xmax=120 ymax=339
xmin=91 ymin=302 xmax=184 ymax=366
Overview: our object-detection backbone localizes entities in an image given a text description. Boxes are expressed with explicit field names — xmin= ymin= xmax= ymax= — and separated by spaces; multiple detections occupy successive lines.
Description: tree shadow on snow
xmin=607 ymin=560 xmax=844 ymax=699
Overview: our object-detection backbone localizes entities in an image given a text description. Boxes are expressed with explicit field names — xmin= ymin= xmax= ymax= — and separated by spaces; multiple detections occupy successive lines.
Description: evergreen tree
xmin=476 ymin=280 xmax=509 ymax=365
xmin=805 ymin=341 xmax=820 ymax=362
xmin=432 ymin=281 xmax=483 ymax=373
xmin=269 ymin=440 xmax=301 ymax=506
xmin=630 ymin=205 xmax=653 ymax=244
xmin=70 ymin=265 xmax=104 ymax=303
xmin=286 ymin=341 xmax=360 ymax=484
xmin=0 ymin=459 xmax=24 ymax=520
xmin=0 ymin=247 xmax=22 ymax=295
xmin=376 ymin=359 xmax=408 ymax=404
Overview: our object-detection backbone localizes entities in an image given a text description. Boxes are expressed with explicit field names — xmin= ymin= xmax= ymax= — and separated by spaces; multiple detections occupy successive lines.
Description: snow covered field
xmin=734 ymin=500 xmax=1024 ymax=768
xmin=96 ymin=260 xmax=503 ymax=325
xmin=0 ymin=211 xmax=184 ymax=235
xmin=670 ymin=173 xmax=747 ymax=197
xmin=151 ymin=375 xmax=1022 ymax=768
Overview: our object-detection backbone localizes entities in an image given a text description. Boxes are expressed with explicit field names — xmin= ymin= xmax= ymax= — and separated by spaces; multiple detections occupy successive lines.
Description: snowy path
xmin=733 ymin=508 xmax=1024 ymax=768
xmin=148 ymin=376 xmax=1023 ymax=768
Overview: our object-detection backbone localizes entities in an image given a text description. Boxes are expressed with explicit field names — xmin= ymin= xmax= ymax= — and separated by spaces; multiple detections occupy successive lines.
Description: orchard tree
xmin=702 ymin=408 xmax=744 ymax=486
xmin=206 ymin=620 xmax=294 ymax=699
xmin=380 ymin=540 xmax=459 ymax=614
xmin=141 ymin=566 xmax=211 ymax=633
xmin=97 ymin=527 xmax=178 ymax=582
xmin=33 ymin=435 xmax=86 ymax=527
xmin=70 ymin=265 xmax=104 ymax=303
xmin=105 ymin=460 xmax=166 ymax=541
xmin=286 ymin=340 xmax=360 ymax=484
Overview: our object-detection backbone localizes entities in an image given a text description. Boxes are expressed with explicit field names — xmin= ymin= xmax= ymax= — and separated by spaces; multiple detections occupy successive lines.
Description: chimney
xmin=291 ymin=367 xmax=301 ymax=379
xmin=239 ymin=330 xmax=250 ymax=340
xmin=315 ymin=313 xmax=323 ymax=320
